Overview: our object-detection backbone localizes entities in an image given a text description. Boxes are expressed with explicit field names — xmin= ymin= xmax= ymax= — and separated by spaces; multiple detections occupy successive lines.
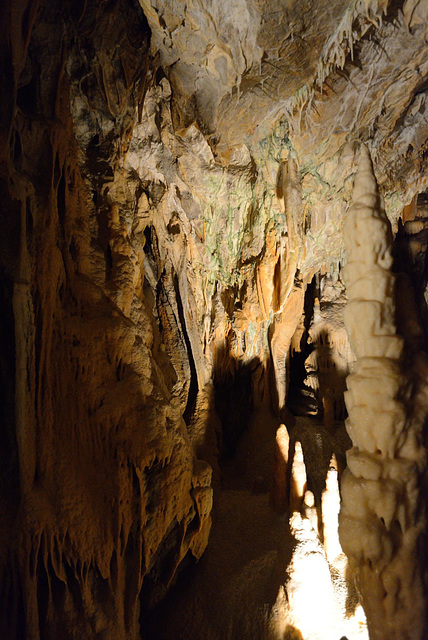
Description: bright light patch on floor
xmin=269 ymin=513 xmax=368 ymax=640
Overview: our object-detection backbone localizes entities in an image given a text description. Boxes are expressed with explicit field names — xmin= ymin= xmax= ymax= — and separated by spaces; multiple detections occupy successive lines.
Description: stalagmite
xmin=289 ymin=441 xmax=307 ymax=513
xmin=303 ymin=489 xmax=320 ymax=535
xmin=321 ymin=456 xmax=342 ymax=563
xmin=339 ymin=145 xmax=427 ymax=640
xmin=271 ymin=423 xmax=291 ymax=513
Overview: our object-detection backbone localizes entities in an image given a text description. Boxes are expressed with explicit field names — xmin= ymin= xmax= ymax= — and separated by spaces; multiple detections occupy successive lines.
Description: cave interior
xmin=1 ymin=0 xmax=428 ymax=639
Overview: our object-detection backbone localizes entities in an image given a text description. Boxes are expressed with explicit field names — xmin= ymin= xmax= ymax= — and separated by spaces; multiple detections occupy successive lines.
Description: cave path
xmin=143 ymin=416 xmax=365 ymax=640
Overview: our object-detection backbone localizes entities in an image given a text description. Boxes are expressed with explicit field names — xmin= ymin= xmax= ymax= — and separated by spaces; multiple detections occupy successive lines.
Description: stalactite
xmin=339 ymin=144 xmax=427 ymax=640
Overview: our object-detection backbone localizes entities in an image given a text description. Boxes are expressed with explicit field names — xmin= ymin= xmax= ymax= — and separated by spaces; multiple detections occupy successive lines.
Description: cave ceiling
xmin=141 ymin=0 xmax=428 ymax=215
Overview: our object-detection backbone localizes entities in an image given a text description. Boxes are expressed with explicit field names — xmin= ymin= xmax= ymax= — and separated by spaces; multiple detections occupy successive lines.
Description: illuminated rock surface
xmin=144 ymin=419 xmax=368 ymax=640
xmin=0 ymin=0 xmax=427 ymax=638
xmin=340 ymin=145 xmax=427 ymax=640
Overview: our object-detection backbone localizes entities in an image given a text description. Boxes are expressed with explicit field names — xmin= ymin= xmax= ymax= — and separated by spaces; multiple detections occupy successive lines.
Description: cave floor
xmin=143 ymin=417 xmax=368 ymax=640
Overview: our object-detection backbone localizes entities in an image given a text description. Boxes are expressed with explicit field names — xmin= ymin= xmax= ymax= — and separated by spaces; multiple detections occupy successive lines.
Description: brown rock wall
xmin=0 ymin=2 xmax=212 ymax=638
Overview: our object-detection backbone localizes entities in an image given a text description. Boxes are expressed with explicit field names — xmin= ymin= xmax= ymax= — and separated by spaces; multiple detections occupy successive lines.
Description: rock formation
xmin=305 ymin=278 xmax=355 ymax=424
xmin=289 ymin=442 xmax=308 ymax=514
xmin=339 ymin=145 xmax=427 ymax=640
xmin=1 ymin=0 xmax=428 ymax=638
xmin=271 ymin=424 xmax=291 ymax=513
xmin=1 ymin=2 xmax=214 ymax=638
xmin=321 ymin=456 xmax=342 ymax=563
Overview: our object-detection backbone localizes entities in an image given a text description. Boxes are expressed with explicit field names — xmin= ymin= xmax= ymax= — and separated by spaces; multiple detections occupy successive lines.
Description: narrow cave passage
xmin=143 ymin=272 xmax=367 ymax=640
xmin=143 ymin=413 xmax=366 ymax=640
xmin=142 ymin=166 xmax=428 ymax=640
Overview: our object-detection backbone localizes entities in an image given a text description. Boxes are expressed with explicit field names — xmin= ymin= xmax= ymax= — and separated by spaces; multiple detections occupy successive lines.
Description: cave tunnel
xmin=1 ymin=0 xmax=428 ymax=639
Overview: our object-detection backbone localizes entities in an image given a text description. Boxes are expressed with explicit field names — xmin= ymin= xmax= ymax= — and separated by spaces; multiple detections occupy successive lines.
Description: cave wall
xmin=0 ymin=2 xmax=213 ymax=638
xmin=1 ymin=0 xmax=428 ymax=638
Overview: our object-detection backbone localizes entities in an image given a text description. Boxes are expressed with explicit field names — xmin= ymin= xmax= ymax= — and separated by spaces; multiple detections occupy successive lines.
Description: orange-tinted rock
xmin=271 ymin=424 xmax=291 ymax=513
xmin=1 ymin=0 xmax=428 ymax=637
xmin=290 ymin=442 xmax=307 ymax=514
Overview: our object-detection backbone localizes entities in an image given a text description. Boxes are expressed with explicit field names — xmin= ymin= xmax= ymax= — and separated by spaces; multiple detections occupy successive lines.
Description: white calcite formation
xmin=271 ymin=424 xmax=291 ymax=513
xmin=290 ymin=441 xmax=307 ymax=514
xmin=339 ymin=145 xmax=427 ymax=640
xmin=303 ymin=489 xmax=320 ymax=536
xmin=321 ymin=456 xmax=342 ymax=563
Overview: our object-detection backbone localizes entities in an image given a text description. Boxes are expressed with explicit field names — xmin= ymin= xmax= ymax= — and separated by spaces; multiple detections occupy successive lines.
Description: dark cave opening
xmin=214 ymin=356 xmax=256 ymax=463
xmin=211 ymin=337 xmax=267 ymax=478
xmin=174 ymin=273 xmax=199 ymax=426
xmin=287 ymin=277 xmax=318 ymax=418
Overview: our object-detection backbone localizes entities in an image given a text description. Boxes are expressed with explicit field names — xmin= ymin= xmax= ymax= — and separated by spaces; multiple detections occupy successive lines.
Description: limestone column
xmin=339 ymin=145 xmax=427 ymax=640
